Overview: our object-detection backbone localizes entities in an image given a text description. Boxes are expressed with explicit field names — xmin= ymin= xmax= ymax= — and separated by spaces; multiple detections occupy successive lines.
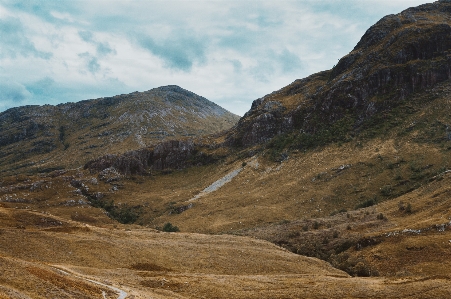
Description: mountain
xmin=226 ymin=0 xmax=451 ymax=148
xmin=83 ymin=1 xmax=451 ymax=180
xmin=0 ymin=85 xmax=240 ymax=175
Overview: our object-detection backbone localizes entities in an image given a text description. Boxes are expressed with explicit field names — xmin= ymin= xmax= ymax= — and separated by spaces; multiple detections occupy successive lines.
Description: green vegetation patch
xmin=89 ymin=197 xmax=142 ymax=224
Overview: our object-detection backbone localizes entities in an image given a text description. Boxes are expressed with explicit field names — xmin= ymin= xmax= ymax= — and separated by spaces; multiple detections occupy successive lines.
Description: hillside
xmin=2 ymin=208 xmax=450 ymax=298
xmin=0 ymin=85 xmax=239 ymax=175
xmin=76 ymin=0 xmax=451 ymax=280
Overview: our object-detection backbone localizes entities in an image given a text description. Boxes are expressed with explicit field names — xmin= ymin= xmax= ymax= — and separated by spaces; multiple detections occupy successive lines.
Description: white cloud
xmin=0 ymin=79 xmax=32 ymax=110
xmin=50 ymin=11 xmax=77 ymax=23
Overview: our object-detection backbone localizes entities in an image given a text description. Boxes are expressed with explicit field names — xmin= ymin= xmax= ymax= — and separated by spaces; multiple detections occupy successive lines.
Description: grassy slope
xmin=1 ymin=208 xmax=451 ymax=298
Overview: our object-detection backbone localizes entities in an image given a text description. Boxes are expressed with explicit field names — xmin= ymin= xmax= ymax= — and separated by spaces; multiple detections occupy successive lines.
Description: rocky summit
xmin=0 ymin=85 xmax=239 ymax=175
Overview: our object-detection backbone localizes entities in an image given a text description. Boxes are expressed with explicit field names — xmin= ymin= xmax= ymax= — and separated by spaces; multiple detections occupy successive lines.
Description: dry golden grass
xmin=0 ymin=256 xmax=113 ymax=299
xmin=1 ymin=208 xmax=451 ymax=298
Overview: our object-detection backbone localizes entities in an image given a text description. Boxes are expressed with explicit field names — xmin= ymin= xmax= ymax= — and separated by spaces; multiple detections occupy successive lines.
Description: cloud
xmin=2 ymin=0 xmax=83 ymax=26
xmin=277 ymin=49 xmax=303 ymax=73
xmin=88 ymin=57 xmax=100 ymax=73
xmin=135 ymin=33 xmax=206 ymax=71
xmin=96 ymin=42 xmax=115 ymax=56
xmin=0 ymin=16 xmax=52 ymax=59
xmin=26 ymin=77 xmax=55 ymax=97
xmin=78 ymin=52 xmax=100 ymax=74
xmin=22 ymin=76 xmax=129 ymax=106
xmin=0 ymin=79 xmax=32 ymax=110
xmin=78 ymin=30 xmax=116 ymax=56
xmin=78 ymin=30 xmax=93 ymax=42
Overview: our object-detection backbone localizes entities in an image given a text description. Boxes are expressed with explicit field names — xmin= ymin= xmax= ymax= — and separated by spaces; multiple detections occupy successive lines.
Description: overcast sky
xmin=0 ymin=0 xmax=430 ymax=116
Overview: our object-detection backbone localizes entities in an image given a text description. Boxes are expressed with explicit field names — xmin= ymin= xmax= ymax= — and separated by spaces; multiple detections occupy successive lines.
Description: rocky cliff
xmin=226 ymin=0 xmax=451 ymax=147
xmin=0 ymin=85 xmax=239 ymax=174
xmin=84 ymin=139 xmax=197 ymax=175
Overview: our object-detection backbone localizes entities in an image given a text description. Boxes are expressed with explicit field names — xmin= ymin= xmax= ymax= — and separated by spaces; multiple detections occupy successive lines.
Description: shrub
xmin=380 ymin=185 xmax=392 ymax=197
xmin=330 ymin=208 xmax=347 ymax=216
xmin=313 ymin=221 xmax=320 ymax=229
xmin=288 ymin=231 xmax=300 ymax=238
xmin=335 ymin=240 xmax=355 ymax=254
xmin=89 ymin=195 xmax=141 ymax=224
xmin=376 ymin=213 xmax=385 ymax=220
xmin=353 ymin=262 xmax=372 ymax=277
xmin=162 ymin=222 xmax=179 ymax=232
xmin=405 ymin=203 xmax=412 ymax=213
xmin=355 ymin=198 xmax=377 ymax=209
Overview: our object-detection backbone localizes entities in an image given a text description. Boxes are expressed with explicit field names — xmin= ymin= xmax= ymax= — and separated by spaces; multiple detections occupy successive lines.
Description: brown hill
xmin=0 ymin=85 xmax=239 ymax=175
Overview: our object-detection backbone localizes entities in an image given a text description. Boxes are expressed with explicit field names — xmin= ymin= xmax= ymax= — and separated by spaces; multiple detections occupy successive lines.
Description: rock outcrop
xmin=85 ymin=139 xmax=221 ymax=175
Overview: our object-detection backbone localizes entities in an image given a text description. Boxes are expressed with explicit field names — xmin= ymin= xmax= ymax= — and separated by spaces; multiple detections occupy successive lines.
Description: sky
xmin=0 ymin=0 xmax=430 ymax=116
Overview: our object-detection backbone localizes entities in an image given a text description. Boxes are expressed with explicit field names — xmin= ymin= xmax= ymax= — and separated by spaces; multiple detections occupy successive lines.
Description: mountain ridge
xmin=0 ymin=85 xmax=239 ymax=175
xmin=82 ymin=1 xmax=451 ymax=176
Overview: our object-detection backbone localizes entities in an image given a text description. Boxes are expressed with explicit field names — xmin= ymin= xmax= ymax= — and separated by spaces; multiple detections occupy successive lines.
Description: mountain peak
xmin=0 ymin=86 xmax=239 ymax=175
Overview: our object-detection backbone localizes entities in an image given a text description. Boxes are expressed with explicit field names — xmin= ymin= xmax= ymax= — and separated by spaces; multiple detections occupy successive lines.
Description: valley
xmin=2 ymin=0 xmax=451 ymax=298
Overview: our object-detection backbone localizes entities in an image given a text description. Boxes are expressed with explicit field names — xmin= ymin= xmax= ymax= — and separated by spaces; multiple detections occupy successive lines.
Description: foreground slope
xmin=1 ymin=207 xmax=451 ymax=298
xmin=0 ymin=85 xmax=239 ymax=175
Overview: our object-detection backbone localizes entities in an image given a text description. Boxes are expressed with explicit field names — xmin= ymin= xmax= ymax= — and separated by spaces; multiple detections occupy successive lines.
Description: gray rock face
xmin=84 ymin=139 xmax=219 ymax=175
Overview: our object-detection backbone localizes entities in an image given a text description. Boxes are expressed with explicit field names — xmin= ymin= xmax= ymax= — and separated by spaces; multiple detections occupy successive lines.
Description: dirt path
xmin=52 ymin=266 xmax=128 ymax=299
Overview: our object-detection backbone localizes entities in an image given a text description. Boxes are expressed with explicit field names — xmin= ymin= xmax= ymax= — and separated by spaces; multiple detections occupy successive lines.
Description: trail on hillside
xmin=52 ymin=266 xmax=128 ymax=299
